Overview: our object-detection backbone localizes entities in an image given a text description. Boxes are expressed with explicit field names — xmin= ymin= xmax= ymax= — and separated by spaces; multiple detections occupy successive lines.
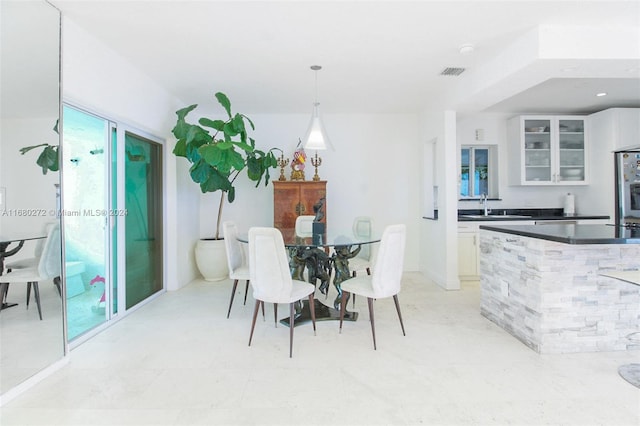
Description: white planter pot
xmin=195 ymin=239 xmax=229 ymax=281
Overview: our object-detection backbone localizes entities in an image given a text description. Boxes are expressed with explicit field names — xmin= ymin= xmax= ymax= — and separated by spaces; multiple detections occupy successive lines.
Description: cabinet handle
xmin=295 ymin=202 xmax=305 ymax=215
xmin=473 ymin=235 xmax=477 ymax=246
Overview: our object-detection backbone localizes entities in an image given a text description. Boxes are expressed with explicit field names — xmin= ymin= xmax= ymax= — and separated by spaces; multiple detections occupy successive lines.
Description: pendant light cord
xmin=311 ymin=65 xmax=321 ymax=107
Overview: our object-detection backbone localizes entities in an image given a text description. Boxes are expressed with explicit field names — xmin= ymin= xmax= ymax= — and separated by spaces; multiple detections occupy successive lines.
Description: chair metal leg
xmin=351 ymin=272 xmax=357 ymax=308
xmin=289 ymin=302 xmax=295 ymax=357
xmin=33 ymin=282 xmax=42 ymax=320
xmin=227 ymin=279 xmax=239 ymax=319
xmin=309 ymin=293 xmax=317 ymax=336
xmin=339 ymin=290 xmax=349 ymax=333
xmin=243 ymin=280 xmax=250 ymax=305
xmin=248 ymin=300 xmax=261 ymax=347
xmin=53 ymin=277 xmax=62 ymax=297
xmin=0 ymin=283 xmax=8 ymax=312
xmin=393 ymin=294 xmax=406 ymax=336
xmin=350 ymin=268 xmax=371 ymax=308
xmin=261 ymin=301 xmax=265 ymax=320
xmin=274 ymin=303 xmax=278 ymax=327
xmin=367 ymin=297 xmax=377 ymax=350
xmin=26 ymin=282 xmax=32 ymax=308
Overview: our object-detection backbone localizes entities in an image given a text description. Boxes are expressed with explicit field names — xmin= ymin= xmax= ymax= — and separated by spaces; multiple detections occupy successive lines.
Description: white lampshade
xmin=303 ymin=103 xmax=333 ymax=151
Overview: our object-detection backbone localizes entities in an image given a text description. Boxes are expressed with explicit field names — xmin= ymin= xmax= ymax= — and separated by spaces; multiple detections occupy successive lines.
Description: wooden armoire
xmin=273 ymin=181 xmax=326 ymax=240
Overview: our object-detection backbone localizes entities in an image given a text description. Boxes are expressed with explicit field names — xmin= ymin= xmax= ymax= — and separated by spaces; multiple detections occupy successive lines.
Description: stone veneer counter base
xmin=479 ymin=226 xmax=640 ymax=354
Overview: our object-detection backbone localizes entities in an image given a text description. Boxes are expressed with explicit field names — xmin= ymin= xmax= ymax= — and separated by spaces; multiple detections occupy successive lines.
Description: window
xmin=460 ymin=146 xmax=494 ymax=198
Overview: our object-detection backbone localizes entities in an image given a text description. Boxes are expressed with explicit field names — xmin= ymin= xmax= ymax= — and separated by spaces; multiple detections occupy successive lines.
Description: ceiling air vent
xmin=440 ymin=67 xmax=466 ymax=76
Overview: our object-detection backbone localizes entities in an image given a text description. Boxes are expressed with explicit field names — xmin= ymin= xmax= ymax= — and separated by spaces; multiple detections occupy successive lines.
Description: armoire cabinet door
xmin=273 ymin=181 xmax=327 ymax=240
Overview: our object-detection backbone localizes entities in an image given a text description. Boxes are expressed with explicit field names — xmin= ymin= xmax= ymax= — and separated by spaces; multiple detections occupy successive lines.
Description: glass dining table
xmin=238 ymin=227 xmax=380 ymax=326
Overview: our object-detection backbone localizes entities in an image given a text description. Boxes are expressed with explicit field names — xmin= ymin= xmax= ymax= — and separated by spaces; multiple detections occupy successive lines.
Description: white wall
xmin=62 ymin=18 xmax=198 ymax=290
xmin=420 ymin=109 xmax=460 ymax=290
xmin=194 ymin=112 xmax=422 ymax=271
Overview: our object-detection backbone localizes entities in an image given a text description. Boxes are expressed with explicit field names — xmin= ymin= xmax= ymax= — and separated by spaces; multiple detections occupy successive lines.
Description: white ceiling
xmin=46 ymin=1 xmax=640 ymax=116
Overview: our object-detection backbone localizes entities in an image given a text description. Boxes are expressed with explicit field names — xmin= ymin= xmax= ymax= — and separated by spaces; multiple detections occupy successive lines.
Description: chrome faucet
xmin=480 ymin=193 xmax=491 ymax=216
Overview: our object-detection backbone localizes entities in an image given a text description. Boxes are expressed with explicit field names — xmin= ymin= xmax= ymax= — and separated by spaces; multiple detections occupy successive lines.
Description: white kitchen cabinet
xmin=458 ymin=220 xmax=533 ymax=280
xmin=458 ymin=225 xmax=479 ymax=279
xmin=508 ymin=115 xmax=588 ymax=186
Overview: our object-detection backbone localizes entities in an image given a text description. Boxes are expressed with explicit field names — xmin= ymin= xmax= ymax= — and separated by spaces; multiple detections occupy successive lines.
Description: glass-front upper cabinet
xmin=508 ymin=115 xmax=587 ymax=186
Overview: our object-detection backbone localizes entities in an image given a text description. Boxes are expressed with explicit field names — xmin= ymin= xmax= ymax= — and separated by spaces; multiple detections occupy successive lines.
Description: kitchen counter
xmin=479 ymin=225 xmax=640 ymax=354
xmin=478 ymin=223 xmax=640 ymax=244
xmin=458 ymin=207 xmax=609 ymax=222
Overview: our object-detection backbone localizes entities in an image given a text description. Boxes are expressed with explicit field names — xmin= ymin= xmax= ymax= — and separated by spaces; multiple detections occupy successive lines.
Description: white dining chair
xmin=348 ymin=216 xmax=375 ymax=306
xmin=339 ymin=224 xmax=406 ymax=350
xmin=248 ymin=227 xmax=316 ymax=357
xmin=5 ymin=222 xmax=56 ymax=272
xmin=0 ymin=222 xmax=61 ymax=320
xmin=295 ymin=215 xmax=315 ymax=238
xmin=222 ymin=221 xmax=251 ymax=318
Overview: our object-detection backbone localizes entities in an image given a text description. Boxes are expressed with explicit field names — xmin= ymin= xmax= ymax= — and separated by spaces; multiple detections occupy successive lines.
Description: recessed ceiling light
xmin=596 ymin=92 xmax=608 ymax=97
xmin=458 ymin=44 xmax=474 ymax=55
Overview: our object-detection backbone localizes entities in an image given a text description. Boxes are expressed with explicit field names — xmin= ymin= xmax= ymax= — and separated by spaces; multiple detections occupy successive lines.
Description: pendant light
xmin=303 ymin=65 xmax=332 ymax=181
xmin=303 ymin=65 xmax=333 ymax=151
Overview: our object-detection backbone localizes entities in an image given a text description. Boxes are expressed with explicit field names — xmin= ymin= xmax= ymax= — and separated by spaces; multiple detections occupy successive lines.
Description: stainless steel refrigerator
xmin=615 ymin=148 xmax=640 ymax=226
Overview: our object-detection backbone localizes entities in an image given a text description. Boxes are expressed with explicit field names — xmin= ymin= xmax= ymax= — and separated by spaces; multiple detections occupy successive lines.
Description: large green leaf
xmin=246 ymin=156 xmax=263 ymax=181
xmin=199 ymin=144 xmax=223 ymax=167
xmin=231 ymin=114 xmax=245 ymax=134
xmin=200 ymin=168 xmax=232 ymax=193
xmin=265 ymin=150 xmax=278 ymax=168
xmin=215 ymin=141 xmax=234 ymax=150
xmin=226 ymin=148 xmax=245 ymax=172
xmin=176 ymin=104 xmax=198 ymax=121
xmin=189 ymin=160 xmax=211 ymax=184
xmin=185 ymin=124 xmax=210 ymax=145
xmin=234 ymin=141 xmax=253 ymax=153
xmin=172 ymin=139 xmax=187 ymax=157
xmin=241 ymin=114 xmax=255 ymax=131
xmin=215 ymin=92 xmax=231 ymax=118
xmin=222 ymin=121 xmax=239 ymax=137
xmin=36 ymin=146 xmax=59 ymax=174
xmin=199 ymin=118 xmax=225 ymax=131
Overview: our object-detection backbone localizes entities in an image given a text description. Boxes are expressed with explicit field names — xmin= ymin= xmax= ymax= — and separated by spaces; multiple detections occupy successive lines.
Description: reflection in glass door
xmin=62 ymin=105 xmax=110 ymax=340
xmin=124 ymin=132 xmax=162 ymax=308
xmin=62 ymin=106 xmax=164 ymax=341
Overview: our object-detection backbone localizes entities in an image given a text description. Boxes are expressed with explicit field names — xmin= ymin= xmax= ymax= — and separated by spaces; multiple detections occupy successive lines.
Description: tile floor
xmin=1 ymin=272 xmax=639 ymax=425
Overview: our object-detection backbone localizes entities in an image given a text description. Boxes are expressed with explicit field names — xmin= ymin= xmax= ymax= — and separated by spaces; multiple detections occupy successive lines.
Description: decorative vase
xmin=195 ymin=238 xmax=229 ymax=281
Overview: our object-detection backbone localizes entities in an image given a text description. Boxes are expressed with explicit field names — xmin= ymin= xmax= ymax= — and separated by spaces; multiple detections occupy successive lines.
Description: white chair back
xmin=248 ymin=227 xmax=293 ymax=303
xmin=352 ymin=216 xmax=373 ymax=260
xmin=34 ymin=221 xmax=57 ymax=258
xmin=38 ymin=222 xmax=62 ymax=279
xmin=223 ymin=221 xmax=245 ymax=274
xmin=295 ymin=215 xmax=315 ymax=238
xmin=371 ymin=224 xmax=406 ymax=298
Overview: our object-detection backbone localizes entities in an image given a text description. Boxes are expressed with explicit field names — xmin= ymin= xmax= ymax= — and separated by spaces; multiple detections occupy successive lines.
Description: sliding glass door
xmin=124 ymin=132 xmax=163 ymax=308
xmin=62 ymin=105 xmax=163 ymax=341
xmin=62 ymin=105 xmax=110 ymax=340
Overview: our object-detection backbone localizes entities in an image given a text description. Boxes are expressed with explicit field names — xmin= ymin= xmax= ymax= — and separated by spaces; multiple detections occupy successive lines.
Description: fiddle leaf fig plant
xmin=19 ymin=120 xmax=59 ymax=174
xmin=172 ymin=92 xmax=279 ymax=239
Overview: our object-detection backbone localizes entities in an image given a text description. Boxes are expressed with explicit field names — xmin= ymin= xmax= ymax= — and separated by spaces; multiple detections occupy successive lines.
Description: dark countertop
xmin=458 ymin=207 xmax=609 ymax=222
xmin=479 ymin=224 xmax=640 ymax=244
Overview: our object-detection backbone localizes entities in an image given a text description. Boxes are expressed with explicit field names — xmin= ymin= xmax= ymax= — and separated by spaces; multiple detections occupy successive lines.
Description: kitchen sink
xmin=460 ymin=214 xmax=532 ymax=219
